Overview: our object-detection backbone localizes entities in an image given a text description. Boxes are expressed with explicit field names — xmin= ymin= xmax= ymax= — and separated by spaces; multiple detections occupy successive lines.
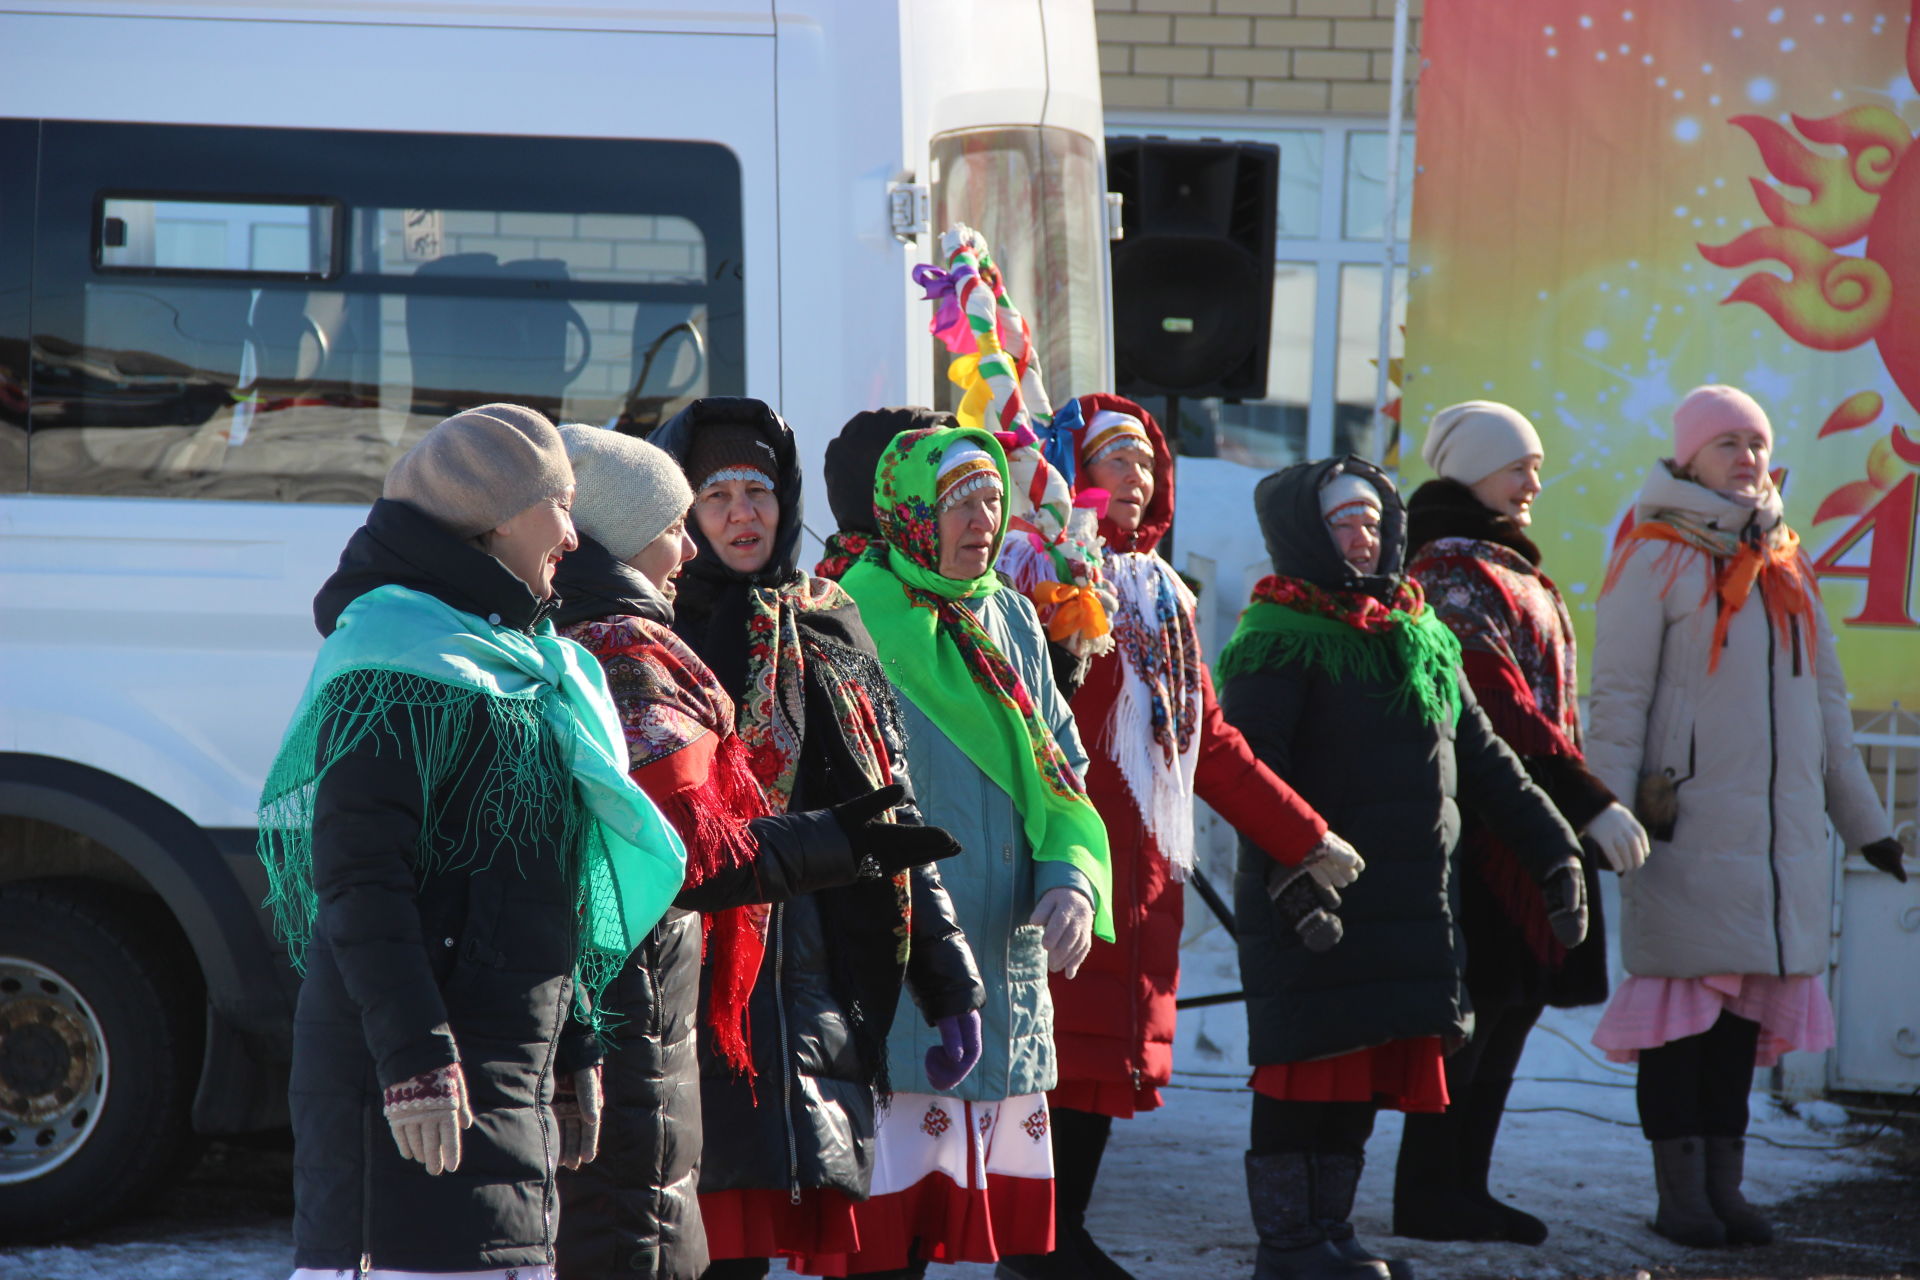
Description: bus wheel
xmin=0 ymin=882 xmax=204 ymax=1241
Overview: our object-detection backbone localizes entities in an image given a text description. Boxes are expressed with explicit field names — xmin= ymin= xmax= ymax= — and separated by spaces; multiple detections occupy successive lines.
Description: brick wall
xmin=1096 ymin=0 xmax=1422 ymax=116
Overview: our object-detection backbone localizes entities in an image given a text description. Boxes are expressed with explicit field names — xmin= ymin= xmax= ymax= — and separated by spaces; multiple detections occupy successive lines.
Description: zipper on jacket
xmin=538 ymin=975 xmax=564 ymax=1264
xmin=772 ymin=903 xmax=802 ymax=1204
xmin=360 ymin=1104 xmax=375 ymax=1278
xmin=1760 ymin=579 xmax=1787 ymax=977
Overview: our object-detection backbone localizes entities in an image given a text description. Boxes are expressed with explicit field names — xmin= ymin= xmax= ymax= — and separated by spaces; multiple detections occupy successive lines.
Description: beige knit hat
xmin=560 ymin=424 xmax=694 ymax=561
xmin=384 ymin=403 xmax=573 ymax=537
xmin=1422 ymin=401 xmax=1544 ymax=485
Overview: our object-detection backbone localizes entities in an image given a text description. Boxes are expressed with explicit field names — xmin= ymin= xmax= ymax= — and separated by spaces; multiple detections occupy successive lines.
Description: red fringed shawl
xmin=564 ymin=615 xmax=772 ymax=1076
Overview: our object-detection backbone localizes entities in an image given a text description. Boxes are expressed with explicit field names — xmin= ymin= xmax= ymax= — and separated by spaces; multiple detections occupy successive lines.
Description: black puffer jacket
xmin=1221 ymin=458 xmax=1584 ymax=1066
xmin=551 ymin=536 xmax=874 ymax=1280
xmin=291 ymin=498 xmax=601 ymax=1274
xmin=650 ymin=400 xmax=984 ymax=1206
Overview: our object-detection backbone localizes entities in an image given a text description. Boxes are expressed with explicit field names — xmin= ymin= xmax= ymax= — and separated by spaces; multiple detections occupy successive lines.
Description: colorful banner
xmin=1406 ymin=0 xmax=1920 ymax=707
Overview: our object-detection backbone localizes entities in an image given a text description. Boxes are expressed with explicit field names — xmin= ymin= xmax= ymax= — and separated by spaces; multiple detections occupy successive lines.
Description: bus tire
xmin=0 ymin=881 xmax=205 ymax=1242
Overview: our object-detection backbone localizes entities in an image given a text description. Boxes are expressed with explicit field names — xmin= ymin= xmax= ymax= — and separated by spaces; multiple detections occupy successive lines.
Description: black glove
xmin=1862 ymin=836 xmax=1909 ymax=883
xmin=1266 ymin=861 xmax=1343 ymax=953
xmin=1543 ymin=863 xmax=1588 ymax=949
xmin=831 ymin=783 xmax=962 ymax=877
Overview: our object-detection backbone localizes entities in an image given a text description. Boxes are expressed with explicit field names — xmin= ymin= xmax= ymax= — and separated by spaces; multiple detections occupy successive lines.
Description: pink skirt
xmin=1593 ymin=973 xmax=1836 ymax=1068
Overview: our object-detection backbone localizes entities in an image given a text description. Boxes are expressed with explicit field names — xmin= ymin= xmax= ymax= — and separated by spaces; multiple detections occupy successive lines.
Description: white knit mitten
xmin=1300 ymin=830 xmax=1364 ymax=891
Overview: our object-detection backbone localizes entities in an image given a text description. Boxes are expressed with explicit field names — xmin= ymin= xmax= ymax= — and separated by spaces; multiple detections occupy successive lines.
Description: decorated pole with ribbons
xmin=914 ymin=225 xmax=1115 ymax=657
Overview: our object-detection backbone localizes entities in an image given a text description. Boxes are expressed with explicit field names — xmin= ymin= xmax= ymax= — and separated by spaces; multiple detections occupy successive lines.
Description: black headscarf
xmin=824 ymin=407 xmax=955 ymax=535
xmin=1254 ymin=454 xmax=1408 ymax=600
xmin=647 ymin=397 xmax=865 ymax=697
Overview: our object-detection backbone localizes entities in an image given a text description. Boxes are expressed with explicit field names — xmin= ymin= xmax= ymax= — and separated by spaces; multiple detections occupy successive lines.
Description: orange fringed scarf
xmin=1601 ymin=516 xmax=1820 ymax=675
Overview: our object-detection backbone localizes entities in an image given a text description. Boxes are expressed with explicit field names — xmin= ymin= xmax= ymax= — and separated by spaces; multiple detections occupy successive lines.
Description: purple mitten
xmin=924 ymin=1010 xmax=983 ymax=1091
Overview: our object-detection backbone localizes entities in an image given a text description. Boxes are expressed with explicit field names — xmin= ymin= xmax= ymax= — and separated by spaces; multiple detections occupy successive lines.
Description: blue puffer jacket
xmin=883 ymin=588 xmax=1095 ymax=1104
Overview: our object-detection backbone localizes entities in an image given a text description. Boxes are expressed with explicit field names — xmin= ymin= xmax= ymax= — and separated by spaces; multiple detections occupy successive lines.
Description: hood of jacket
xmin=824 ymin=406 xmax=953 ymax=535
xmin=1633 ymin=458 xmax=1785 ymax=535
xmin=647 ymin=396 xmax=806 ymax=616
xmin=550 ymin=533 xmax=675 ymax=629
xmin=1073 ymin=392 xmax=1175 ymax=556
xmin=312 ymin=498 xmax=552 ymax=637
xmin=1406 ymin=477 xmax=1542 ymax=567
xmin=1254 ymin=454 xmax=1407 ymax=596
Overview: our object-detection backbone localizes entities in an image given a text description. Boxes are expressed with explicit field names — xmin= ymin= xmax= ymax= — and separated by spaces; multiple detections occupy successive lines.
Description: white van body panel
xmin=0 ymin=0 xmax=1109 ymax=835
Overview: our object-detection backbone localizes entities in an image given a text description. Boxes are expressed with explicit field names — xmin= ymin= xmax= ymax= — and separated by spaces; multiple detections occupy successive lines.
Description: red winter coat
xmin=1048 ymin=395 xmax=1327 ymax=1114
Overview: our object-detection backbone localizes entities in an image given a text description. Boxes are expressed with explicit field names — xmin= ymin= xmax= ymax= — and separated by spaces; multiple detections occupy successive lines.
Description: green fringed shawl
xmin=257 ymin=584 xmax=688 ymax=1028
xmin=843 ymin=426 xmax=1114 ymax=941
xmin=1217 ymin=597 xmax=1465 ymax=727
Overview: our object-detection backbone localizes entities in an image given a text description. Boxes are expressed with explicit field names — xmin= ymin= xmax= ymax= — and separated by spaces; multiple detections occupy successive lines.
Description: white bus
xmin=0 ymin=0 xmax=1113 ymax=1236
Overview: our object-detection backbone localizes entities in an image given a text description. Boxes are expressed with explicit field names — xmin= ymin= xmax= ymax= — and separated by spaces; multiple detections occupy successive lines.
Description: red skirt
xmin=1048 ymin=1077 xmax=1164 ymax=1120
xmin=1249 ymin=1036 xmax=1450 ymax=1113
xmin=699 ymin=1187 xmax=861 ymax=1261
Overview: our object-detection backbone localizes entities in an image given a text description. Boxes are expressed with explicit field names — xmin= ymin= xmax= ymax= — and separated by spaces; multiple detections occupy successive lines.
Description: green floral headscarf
xmin=841 ymin=426 xmax=1112 ymax=939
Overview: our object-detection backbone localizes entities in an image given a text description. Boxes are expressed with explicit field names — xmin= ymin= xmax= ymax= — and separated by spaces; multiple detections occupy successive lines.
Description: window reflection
xmin=1335 ymin=263 xmax=1408 ymax=460
xmin=1343 ymin=131 xmax=1416 ymax=242
xmin=931 ymin=126 xmax=1109 ymax=411
xmin=25 ymin=123 xmax=744 ymax=503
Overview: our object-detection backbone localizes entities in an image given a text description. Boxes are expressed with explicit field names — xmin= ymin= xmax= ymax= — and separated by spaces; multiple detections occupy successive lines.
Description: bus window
xmin=23 ymin=122 xmax=743 ymax=504
xmin=0 ymin=119 xmax=30 ymax=493
xmin=930 ymin=126 xmax=1108 ymax=410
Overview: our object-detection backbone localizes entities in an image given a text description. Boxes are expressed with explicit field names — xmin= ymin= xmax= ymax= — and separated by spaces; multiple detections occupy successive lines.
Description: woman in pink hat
xmin=1585 ymin=385 xmax=1907 ymax=1248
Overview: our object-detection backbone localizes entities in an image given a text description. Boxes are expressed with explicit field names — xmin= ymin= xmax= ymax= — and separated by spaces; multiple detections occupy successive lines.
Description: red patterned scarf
xmin=563 ymin=615 xmax=770 ymax=1075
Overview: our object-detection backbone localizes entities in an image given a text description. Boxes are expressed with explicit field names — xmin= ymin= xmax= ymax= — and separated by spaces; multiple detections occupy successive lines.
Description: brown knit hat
xmin=384 ymin=403 xmax=573 ymax=537
xmin=681 ymin=422 xmax=779 ymax=493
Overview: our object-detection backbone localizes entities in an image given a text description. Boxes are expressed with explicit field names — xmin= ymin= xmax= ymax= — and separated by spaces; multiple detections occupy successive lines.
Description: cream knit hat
xmin=560 ymin=424 xmax=694 ymax=561
xmin=384 ymin=403 xmax=573 ymax=537
xmin=1422 ymin=401 xmax=1544 ymax=485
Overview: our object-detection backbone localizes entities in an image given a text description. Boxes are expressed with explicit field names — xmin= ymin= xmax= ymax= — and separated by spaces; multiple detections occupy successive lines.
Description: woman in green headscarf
xmin=793 ymin=425 xmax=1110 ymax=1279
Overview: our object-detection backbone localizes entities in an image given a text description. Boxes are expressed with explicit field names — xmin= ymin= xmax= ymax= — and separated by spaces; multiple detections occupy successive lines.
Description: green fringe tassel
xmin=257 ymin=668 xmax=624 ymax=1028
xmin=1216 ymin=601 xmax=1463 ymax=727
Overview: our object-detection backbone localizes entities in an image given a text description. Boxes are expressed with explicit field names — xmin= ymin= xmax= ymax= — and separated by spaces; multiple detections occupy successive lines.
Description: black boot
xmin=1650 ymin=1137 xmax=1729 ymax=1247
xmin=1703 ymin=1136 xmax=1773 ymax=1245
xmin=996 ymin=1106 xmax=1137 ymax=1280
xmin=1389 ymin=1109 xmax=1506 ymax=1242
xmin=1314 ymin=1151 xmax=1412 ymax=1280
xmin=1246 ymin=1151 xmax=1388 ymax=1280
xmin=1455 ymin=1077 xmax=1548 ymax=1245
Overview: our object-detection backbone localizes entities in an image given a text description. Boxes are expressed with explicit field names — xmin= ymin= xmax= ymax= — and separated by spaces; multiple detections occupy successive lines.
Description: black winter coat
xmin=291 ymin=498 xmax=601 ymax=1274
xmin=651 ymin=401 xmax=983 ymax=1207
xmin=1221 ymin=458 xmax=1584 ymax=1067
xmin=551 ymin=536 xmax=879 ymax=1280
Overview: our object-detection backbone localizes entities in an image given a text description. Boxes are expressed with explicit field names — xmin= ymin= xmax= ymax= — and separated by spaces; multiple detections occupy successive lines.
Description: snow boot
xmin=1455 ymin=1076 xmax=1548 ymax=1245
xmin=1314 ymin=1151 xmax=1412 ymax=1280
xmin=1245 ymin=1151 xmax=1388 ymax=1280
xmin=1650 ymin=1137 xmax=1729 ymax=1247
xmin=1389 ymin=1109 xmax=1506 ymax=1242
xmin=1703 ymin=1136 xmax=1773 ymax=1245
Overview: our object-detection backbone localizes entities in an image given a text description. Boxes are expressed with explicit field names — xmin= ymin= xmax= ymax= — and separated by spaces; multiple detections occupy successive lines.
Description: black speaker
xmin=1107 ymin=137 xmax=1278 ymax=401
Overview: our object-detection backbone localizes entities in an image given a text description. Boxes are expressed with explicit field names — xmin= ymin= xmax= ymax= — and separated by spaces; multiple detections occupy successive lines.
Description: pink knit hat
xmin=1673 ymin=385 xmax=1772 ymax=465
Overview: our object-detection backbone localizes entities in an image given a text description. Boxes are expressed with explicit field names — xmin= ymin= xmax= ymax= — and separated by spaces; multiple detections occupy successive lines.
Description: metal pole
xmin=1371 ymin=0 xmax=1412 ymax=464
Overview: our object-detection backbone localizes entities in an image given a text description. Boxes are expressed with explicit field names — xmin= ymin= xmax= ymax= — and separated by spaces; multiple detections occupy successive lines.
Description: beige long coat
xmin=1584 ymin=465 xmax=1889 ymax=979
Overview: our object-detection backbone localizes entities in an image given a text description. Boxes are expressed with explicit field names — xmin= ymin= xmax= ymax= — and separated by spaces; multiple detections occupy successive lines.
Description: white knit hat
xmin=1421 ymin=401 xmax=1544 ymax=485
xmin=560 ymin=424 xmax=694 ymax=561
xmin=1319 ymin=471 xmax=1382 ymax=524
